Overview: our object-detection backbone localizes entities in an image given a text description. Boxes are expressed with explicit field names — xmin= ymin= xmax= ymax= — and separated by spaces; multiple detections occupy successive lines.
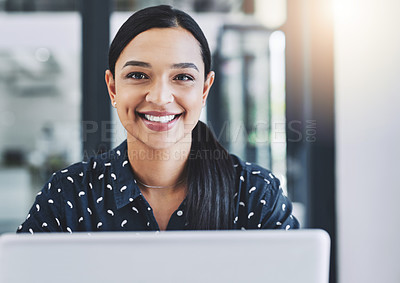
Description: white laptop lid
xmin=0 ymin=230 xmax=330 ymax=283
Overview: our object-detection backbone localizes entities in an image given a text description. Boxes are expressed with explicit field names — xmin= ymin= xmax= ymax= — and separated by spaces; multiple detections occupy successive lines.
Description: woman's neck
xmin=126 ymin=138 xmax=191 ymax=191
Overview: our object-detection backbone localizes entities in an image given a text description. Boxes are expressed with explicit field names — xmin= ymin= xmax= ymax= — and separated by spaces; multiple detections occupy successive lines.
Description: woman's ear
xmin=202 ymin=71 xmax=215 ymax=106
xmin=105 ymin=70 xmax=116 ymax=107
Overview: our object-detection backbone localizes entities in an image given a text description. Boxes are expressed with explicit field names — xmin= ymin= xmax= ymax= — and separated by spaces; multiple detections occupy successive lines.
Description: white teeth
xmin=144 ymin=114 xmax=176 ymax=123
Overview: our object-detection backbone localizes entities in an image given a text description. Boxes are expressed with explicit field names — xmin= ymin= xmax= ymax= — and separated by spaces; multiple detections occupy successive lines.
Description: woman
xmin=18 ymin=5 xmax=299 ymax=233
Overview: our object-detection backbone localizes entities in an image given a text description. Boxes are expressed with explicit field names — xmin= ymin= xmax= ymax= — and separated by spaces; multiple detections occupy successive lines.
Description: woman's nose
xmin=145 ymin=79 xmax=174 ymax=106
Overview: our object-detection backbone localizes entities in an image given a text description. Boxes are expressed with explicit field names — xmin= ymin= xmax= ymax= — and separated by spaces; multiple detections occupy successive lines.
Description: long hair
xmin=187 ymin=121 xmax=235 ymax=229
xmin=108 ymin=5 xmax=235 ymax=229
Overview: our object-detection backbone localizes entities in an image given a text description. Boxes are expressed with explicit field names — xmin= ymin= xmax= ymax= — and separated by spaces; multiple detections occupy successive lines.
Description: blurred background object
xmin=0 ymin=10 xmax=81 ymax=233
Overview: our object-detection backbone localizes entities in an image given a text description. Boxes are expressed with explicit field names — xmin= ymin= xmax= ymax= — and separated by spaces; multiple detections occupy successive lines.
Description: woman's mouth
xmin=137 ymin=111 xmax=182 ymax=131
xmin=142 ymin=113 xmax=180 ymax=123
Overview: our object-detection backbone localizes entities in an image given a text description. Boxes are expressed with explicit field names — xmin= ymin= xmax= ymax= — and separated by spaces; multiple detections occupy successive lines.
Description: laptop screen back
xmin=0 ymin=230 xmax=330 ymax=283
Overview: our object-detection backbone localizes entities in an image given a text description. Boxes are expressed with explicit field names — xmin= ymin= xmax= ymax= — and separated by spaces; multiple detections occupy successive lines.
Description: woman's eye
xmin=127 ymin=72 xmax=148 ymax=80
xmin=174 ymin=74 xmax=194 ymax=81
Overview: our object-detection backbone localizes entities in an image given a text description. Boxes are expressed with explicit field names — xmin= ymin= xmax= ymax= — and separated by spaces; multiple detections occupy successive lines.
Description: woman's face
xmin=106 ymin=27 xmax=214 ymax=150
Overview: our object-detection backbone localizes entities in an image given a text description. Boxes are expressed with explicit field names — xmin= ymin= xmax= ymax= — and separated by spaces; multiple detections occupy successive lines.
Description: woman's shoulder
xmin=47 ymin=140 xmax=129 ymax=188
xmin=230 ymin=154 xmax=280 ymax=189
xmin=229 ymin=154 xmax=300 ymax=230
xmin=17 ymin=140 xmax=134 ymax=233
xmin=229 ymin=154 xmax=285 ymax=214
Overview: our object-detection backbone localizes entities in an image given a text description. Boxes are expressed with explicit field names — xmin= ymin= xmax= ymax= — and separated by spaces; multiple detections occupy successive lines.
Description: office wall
xmin=334 ymin=0 xmax=400 ymax=282
xmin=0 ymin=13 xmax=81 ymax=233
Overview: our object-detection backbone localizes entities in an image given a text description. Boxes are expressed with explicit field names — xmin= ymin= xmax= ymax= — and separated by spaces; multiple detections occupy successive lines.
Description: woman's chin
xmin=126 ymin=129 xmax=191 ymax=151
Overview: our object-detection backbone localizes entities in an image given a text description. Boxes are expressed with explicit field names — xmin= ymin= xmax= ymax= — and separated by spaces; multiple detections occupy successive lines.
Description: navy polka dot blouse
xmin=17 ymin=140 xmax=299 ymax=233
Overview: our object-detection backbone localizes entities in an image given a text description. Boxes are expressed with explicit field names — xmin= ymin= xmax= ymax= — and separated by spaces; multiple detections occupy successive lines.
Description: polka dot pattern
xmin=16 ymin=140 xmax=299 ymax=234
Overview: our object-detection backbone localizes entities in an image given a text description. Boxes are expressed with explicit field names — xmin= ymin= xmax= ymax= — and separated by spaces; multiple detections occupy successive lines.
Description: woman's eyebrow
xmin=122 ymin=60 xmax=151 ymax=68
xmin=171 ymin=63 xmax=199 ymax=72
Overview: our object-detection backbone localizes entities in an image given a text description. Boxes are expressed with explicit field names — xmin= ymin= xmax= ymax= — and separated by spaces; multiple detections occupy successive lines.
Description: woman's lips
xmin=137 ymin=111 xmax=182 ymax=132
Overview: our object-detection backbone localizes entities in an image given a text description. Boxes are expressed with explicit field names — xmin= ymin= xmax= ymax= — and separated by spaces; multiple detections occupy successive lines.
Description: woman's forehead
xmin=117 ymin=27 xmax=203 ymax=69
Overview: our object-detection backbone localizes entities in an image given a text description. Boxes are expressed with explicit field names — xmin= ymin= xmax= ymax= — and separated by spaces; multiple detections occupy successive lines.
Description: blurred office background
xmin=0 ymin=0 xmax=399 ymax=283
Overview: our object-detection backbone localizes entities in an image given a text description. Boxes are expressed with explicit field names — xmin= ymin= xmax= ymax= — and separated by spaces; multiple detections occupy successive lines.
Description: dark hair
xmin=109 ymin=5 xmax=234 ymax=229
xmin=108 ymin=5 xmax=211 ymax=78
xmin=186 ymin=121 xmax=235 ymax=229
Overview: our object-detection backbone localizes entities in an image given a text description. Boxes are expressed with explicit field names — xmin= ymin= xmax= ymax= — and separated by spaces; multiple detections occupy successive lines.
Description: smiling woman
xmin=17 ymin=5 xmax=299 ymax=232
xmin=106 ymin=27 xmax=210 ymax=147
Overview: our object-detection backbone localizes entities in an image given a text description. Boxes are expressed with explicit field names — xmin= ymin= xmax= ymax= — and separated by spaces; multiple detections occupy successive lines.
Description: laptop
xmin=0 ymin=230 xmax=330 ymax=283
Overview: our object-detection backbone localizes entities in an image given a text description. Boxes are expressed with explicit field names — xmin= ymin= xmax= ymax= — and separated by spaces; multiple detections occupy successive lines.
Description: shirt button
xmin=177 ymin=210 xmax=183 ymax=217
